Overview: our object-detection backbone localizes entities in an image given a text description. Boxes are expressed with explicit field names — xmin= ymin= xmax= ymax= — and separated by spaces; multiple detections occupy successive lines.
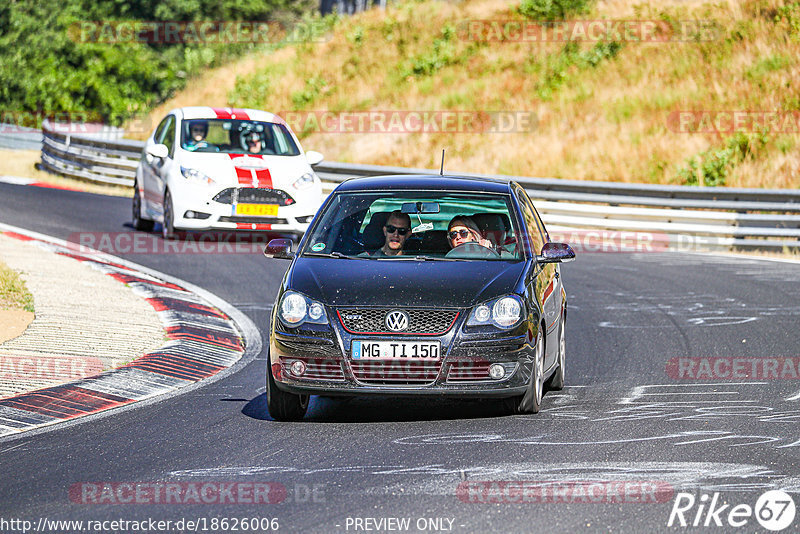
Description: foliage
xmin=0 ymin=261 xmax=34 ymax=313
xmin=403 ymin=24 xmax=457 ymax=77
xmin=678 ymin=132 xmax=769 ymax=186
xmin=535 ymin=40 xmax=621 ymax=100
xmin=290 ymin=76 xmax=329 ymax=108
xmin=775 ymin=2 xmax=800 ymax=40
xmin=0 ymin=0 xmax=314 ymax=124
xmin=518 ymin=0 xmax=594 ymax=20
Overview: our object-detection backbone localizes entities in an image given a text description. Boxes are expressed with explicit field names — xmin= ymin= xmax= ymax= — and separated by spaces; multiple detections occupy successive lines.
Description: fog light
xmin=183 ymin=210 xmax=211 ymax=220
xmin=290 ymin=360 xmax=306 ymax=376
xmin=474 ymin=304 xmax=491 ymax=323
xmin=308 ymin=302 xmax=324 ymax=320
xmin=489 ymin=363 xmax=506 ymax=379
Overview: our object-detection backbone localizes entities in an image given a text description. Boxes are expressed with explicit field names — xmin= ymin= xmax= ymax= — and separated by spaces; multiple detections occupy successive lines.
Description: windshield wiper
xmin=303 ymin=252 xmax=353 ymax=259
xmin=386 ymin=255 xmax=457 ymax=261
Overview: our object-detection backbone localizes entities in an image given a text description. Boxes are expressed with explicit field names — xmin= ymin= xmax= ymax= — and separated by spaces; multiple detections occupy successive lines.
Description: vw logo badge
xmin=385 ymin=311 xmax=409 ymax=332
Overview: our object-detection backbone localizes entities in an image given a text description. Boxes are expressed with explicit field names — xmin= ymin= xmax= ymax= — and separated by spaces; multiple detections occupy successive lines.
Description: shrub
xmin=518 ymin=0 xmax=594 ymax=21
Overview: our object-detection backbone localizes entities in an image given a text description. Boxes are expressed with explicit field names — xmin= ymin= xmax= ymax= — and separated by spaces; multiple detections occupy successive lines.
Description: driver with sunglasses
xmin=447 ymin=215 xmax=493 ymax=250
xmin=375 ymin=210 xmax=412 ymax=256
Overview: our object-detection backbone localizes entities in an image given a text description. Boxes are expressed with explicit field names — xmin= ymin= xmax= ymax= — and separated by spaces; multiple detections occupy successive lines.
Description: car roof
xmin=334 ymin=174 xmax=515 ymax=194
xmin=172 ymin=106 xmax=283 ymax=124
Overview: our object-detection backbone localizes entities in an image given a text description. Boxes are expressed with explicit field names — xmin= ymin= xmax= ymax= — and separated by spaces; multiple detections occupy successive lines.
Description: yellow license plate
xmin=235 ymin=204 xmax=278 ymax=216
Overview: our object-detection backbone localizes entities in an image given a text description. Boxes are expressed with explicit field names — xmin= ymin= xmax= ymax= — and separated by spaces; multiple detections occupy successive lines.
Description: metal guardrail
xmin=39 ymin=123 xmax=800 ymax=251
xmin=40 ymin=121 xmax=140 ymax=186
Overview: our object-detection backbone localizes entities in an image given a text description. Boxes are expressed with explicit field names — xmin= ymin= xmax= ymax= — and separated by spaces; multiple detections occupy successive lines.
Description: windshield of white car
xmin=181 ymin=119 xmax=300 ymax=156
xmin=301 ymin=191 xmax=523 ymax=261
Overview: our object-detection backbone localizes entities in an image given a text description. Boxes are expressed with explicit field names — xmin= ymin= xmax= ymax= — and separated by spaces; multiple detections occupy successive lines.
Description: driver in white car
xmin=184 ymin=120 xmax=212 ymax=152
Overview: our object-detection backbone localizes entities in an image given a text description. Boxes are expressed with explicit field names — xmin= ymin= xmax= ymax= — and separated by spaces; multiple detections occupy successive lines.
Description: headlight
xmin=180 ymin=166 xmax=215 ymax=185
xmin=278 ymin=291 xmax=328 ymax=327
xmin=467 ymin=295 xmax=524 ymax=329
xmin=292 ymin=171 xmax=316 ymax=190
xmin=493 ymin=297 xmax=522 ymax=327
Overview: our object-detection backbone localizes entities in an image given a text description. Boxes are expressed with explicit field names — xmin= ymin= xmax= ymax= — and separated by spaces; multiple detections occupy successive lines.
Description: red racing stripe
xmin=253 ymin=168 xmax=272 ymax=188
xmin=212 ymin=108 xmax=250 ymax=120
xmin=235 ymin=167 xmax=254 ymax=186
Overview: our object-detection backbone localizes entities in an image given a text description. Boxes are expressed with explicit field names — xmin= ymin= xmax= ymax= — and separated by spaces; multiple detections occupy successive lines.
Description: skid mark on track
xmin=167 ymin=461 xmax=800 ymax=496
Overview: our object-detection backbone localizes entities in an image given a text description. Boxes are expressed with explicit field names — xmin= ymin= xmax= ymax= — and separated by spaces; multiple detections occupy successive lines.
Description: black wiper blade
xmin=304 ymin=252 xmax=353 ymax=259
xmin=386 ymin=255 xmax=456 ymax=261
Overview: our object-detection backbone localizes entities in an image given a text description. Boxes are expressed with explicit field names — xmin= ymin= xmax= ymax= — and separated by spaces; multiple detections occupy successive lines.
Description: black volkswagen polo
xmin=263 ymin=175 xmax=575 ymax=420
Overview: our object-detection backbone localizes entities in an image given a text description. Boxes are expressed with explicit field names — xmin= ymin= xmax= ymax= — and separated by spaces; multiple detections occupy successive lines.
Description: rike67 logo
xmin=668 ymin=490 xmax=796 ymax=531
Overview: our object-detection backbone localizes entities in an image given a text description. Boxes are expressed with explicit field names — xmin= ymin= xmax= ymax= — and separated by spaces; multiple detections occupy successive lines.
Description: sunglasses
xmin=448 ymin=229 xmax=472 ymax=240
xmin=385 ymin=225 xmax=410 ymax=235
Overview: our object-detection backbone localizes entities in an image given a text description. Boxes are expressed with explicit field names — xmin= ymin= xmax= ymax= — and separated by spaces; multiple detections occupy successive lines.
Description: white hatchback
xmin=133 ymin=106 xmax=324 ymax=239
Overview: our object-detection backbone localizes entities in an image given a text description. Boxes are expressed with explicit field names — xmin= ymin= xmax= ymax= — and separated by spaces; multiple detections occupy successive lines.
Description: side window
xmin=517 ymin=190 xmax=545 ymax=256
xmin=160 ymin=116 xmax=176 ymax=157
xmin=153 ymin=117 xmax=170 ymax=144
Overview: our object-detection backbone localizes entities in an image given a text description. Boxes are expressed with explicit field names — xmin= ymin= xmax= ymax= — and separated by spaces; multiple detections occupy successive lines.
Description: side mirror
xmin=146 ymin=144 xmax=169 ymax=159
xmin=264 ymin=238 xmax=294 ymax=260
xmin=305 ymin=150 xmax=324 ymax=166
xmin=537 ymin=242 xmax=575 ymax=264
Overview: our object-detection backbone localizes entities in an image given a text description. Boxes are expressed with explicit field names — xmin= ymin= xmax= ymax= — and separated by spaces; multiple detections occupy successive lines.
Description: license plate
xmin=351 ymin=340 xmax=441 ymax=360
xmin=234 ymin=203 xmax=278 ymax=216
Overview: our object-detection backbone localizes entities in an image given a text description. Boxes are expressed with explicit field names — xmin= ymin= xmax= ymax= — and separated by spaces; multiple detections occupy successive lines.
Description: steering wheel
xmin=445 ymin=242 xmax=501 ymax=259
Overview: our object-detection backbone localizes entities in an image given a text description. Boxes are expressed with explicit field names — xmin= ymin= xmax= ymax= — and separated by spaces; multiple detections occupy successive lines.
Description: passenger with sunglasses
xmin=446 ymin=215 xmax=493 ymax=253
xmin=375 ymin=210 xmax=412 ymax=256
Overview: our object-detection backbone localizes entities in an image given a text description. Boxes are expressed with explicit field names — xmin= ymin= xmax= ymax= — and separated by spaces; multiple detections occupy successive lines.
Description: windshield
xmin=181 ymin=118 xmax=300 ymax=156
xmin=301 ymin=191 xmax=523 ymax=260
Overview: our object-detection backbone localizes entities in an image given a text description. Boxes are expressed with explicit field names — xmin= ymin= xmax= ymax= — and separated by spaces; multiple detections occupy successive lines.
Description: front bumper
xmin=171 ymin=183 xmax=321 ymax=235
xmin=269 ymin=314 xmax=537 ymax=398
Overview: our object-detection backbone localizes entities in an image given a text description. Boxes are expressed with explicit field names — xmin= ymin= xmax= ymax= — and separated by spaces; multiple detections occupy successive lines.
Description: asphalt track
xmin=1 ymin=181 xmax=800 ymax=533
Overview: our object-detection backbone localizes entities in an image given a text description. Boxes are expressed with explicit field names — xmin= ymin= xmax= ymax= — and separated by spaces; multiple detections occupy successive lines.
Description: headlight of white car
xmin=292 ymin=172 xmax=316 ymax=190
xmin=180 ymin=166 xmax=215 ymax=185
xmin=279 ymin=291 xmax=328 ymax=327
xmin=467 ymin=295 xmax=524 ymax=329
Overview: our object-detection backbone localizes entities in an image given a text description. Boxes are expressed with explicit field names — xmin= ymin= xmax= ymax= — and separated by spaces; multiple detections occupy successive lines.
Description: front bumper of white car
xmin=170 ymin=183 xmax=322 ymax=236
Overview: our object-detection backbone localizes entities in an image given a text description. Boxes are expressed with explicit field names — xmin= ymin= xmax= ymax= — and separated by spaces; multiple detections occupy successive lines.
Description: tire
xmin=161 ymin=189 xmax=175 ymax=240
xmin=504 ymin=330 xmax=544 ymax=414
xmin=266 ymin=355 xmax=309 ymax=421
xmin=548 ymin=317 xmax=566 ymax=391
xmin=132 ymin=183 xmax=154 ymax=232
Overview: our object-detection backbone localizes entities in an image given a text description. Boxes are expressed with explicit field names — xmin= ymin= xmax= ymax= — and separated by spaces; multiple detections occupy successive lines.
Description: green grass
xmin=0 ymin=261 xmax=34 ymax=313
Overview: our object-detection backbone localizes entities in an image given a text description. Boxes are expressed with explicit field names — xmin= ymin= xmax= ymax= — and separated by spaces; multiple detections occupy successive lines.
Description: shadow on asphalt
xmin=241 ymin=393 xmax=516 ymax=423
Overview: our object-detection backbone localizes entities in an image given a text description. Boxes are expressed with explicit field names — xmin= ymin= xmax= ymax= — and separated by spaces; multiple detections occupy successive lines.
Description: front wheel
xmin=132 ymin=183 xmax=154 ymax=232
xmin=266 ymin=357 xmax=309 ymax=421
xmin=503 ymin=330 xmax=544 ymax=414
xmin=161 ymin=189 xmax=175 ymax=239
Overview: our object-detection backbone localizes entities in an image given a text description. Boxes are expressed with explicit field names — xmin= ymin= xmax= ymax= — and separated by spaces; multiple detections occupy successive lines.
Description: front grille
xmin=213 ymin=188 xmax=295 ymax=206
xmin=447 ymin=361 xmax=491 ymax=382
xmin=283 ymin=357 xmax=345 ymax=381
xmin=219 ymin=216 xmax=289 ymax=224
xmin=337 ymin=308 xmax=459 ymax=335
xmin=350 ymin=360 xmax=442 ymax=385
